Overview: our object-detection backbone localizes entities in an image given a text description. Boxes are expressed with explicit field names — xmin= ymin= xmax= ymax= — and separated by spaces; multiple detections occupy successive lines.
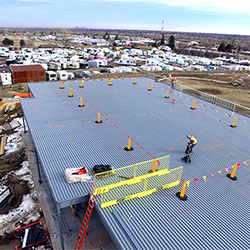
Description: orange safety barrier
xmin=13 ymin=93 xmax=32 ymax=98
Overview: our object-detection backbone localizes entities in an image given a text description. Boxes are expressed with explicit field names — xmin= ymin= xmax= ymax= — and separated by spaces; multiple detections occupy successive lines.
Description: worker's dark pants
xmin=186 ymin=143 xmax=197 ymax=154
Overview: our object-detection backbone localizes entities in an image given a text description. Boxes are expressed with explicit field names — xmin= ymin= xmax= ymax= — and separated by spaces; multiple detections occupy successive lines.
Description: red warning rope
xmin=68 ymin=83 xmax=161 ymax=166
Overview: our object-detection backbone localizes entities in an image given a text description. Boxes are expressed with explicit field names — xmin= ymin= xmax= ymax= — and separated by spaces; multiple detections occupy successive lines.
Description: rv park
xmin=0 ymin=27 xmax=250 ymax=250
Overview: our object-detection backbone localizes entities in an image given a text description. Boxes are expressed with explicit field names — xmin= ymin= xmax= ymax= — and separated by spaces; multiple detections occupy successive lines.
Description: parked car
xmin=74 ymin=71 xmax=84 ymax=78
xmin=100 ymin=69 xmax=108 ymax=73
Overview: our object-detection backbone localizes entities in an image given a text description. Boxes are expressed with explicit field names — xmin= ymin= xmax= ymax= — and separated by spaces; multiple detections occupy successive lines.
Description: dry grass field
xmin=174 ymin=72 xmax=250 ymax=108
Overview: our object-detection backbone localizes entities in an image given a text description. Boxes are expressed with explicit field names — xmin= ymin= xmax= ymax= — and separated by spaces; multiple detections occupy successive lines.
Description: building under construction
xmin=21 ymin=77 xmax=250 ymax=250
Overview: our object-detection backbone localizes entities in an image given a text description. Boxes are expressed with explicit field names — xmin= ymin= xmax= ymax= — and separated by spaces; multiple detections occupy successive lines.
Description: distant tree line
xmin=218 ymin=42 xmax=232 ymax=53
xmin=153 ymin=35 xmax=175 ymax=49
xmin=2 ymin=38 xmax=26 ymax=47
xmin=2 ymin=38 xmax=14 ymax=46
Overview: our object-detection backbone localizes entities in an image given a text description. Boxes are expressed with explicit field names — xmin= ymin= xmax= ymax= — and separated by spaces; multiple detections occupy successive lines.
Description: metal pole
xmin=35 ymin=150 xmax=42 ymax=184
xmin=21 ymin=107 xmax=27 ymax=133
xmin=56 ymin=204 xmax=65 ymax=250
xmin=28 ymin=86 xmax=31 ymax=98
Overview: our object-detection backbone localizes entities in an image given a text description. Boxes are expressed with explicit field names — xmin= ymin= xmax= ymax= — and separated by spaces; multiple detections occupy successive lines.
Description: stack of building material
xmin=0 ymin=101 xmax=16 ymax=115
xmin=0 ymin=101 xmax=7 ymax=114
xmin=0 ymin=136 xmax=8 ymax=156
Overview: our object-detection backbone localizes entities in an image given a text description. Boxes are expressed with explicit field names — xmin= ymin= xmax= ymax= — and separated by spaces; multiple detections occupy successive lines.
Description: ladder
xmin=74 ymin=181 xmax=100 ymax=250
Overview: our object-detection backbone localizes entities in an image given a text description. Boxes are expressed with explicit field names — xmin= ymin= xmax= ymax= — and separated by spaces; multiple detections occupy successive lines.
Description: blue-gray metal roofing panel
xmin=22 ymin=78 xmax=250 ymax=249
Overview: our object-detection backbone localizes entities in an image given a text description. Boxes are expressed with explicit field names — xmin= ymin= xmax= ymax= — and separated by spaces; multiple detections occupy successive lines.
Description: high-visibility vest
xmin=190 ymin=136 xmax=197 ymax=144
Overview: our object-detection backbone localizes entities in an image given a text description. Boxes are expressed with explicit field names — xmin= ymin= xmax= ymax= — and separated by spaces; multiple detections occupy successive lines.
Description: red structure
xmin=10 ymin=65 xmax=45 ymax=84
xmin=13 ymin=219 xmax=49 ymax=250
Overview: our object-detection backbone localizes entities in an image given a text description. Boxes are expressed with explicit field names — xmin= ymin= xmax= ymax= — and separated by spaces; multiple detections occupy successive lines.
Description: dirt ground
xmin=0 ymin=35 xmax=51 ymax=48
xmin=177 ymin=78 xmax=250 ymax=107
xmin=0 ymin=83 xmax=28 ymax=99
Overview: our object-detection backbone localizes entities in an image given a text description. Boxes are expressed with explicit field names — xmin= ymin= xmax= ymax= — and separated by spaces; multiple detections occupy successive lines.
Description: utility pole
xmin=160 ymin=20 xmax=165 ymax=45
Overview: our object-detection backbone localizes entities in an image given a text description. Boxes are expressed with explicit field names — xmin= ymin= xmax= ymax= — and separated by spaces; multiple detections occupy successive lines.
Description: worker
xmin=71 ymin=205 xmax=77 ymax=217
xmin=171 ymin=77 xmax=176 ymax=88
xmin=186 ymin=135 xmax=197 ymax=154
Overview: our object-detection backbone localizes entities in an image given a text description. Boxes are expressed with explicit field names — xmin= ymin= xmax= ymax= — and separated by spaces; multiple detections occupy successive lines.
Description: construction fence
xmin=93 ymin=156 xmax=183 ymax=208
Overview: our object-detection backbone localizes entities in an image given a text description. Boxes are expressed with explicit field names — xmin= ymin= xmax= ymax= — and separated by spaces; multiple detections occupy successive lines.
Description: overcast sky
xmin=1 ymin=0 xmax=250 ymax=35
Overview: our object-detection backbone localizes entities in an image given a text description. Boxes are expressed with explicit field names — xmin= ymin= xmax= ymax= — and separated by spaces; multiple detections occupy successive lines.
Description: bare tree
xmin=57 ymin=29 xmax=73 ymax=47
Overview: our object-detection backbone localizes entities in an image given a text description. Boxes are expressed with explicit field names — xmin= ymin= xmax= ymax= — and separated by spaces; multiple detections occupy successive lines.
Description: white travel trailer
xmin=56 ymin=70 xmax=68 ymax=80
xmin=46 ymin=71 xmax=57 ymax=81
xmin=115 ymin=58 xmax=137 ymax=66
xmin=66 ymin=62 xmax=80 ymax=69
xmin=0 ymin=73 xmax=12 ymax=85
xmin=48 ymin=62 xmax=61 ymax=71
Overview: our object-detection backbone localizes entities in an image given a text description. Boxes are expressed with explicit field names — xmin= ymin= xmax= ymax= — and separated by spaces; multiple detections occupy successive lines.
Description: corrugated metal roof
xmin=11 ymin=64 xmax=45 ymax=72
xmin=22 ymin=78 xmax=250 ymax=249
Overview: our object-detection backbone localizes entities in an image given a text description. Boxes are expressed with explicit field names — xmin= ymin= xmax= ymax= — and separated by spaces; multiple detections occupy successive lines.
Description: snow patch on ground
xmin=16 ymin=161 xmax=30 ymax=176
xmin=0 ymin=193 xmax=40 ymax=236
xmin=15 ymin=161 xmax=35 ymax=189
xmin=5 ymin=118 xmax=25 ymax=154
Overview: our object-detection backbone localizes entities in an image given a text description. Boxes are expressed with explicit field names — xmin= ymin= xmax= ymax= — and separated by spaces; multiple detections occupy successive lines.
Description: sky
xmin=0 ymin=0 xmax=250 ymax=35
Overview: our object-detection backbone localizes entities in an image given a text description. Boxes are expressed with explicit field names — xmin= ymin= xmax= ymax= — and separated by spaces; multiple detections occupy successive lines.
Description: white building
xmin=88 ymin=59 xmax=107 ymax=68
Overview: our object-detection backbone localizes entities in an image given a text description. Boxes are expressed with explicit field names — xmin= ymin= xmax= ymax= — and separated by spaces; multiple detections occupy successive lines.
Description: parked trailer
xmin=66 ymin=62 xmax=80 ymax=69
xmin=46 ymin=71 xmax=57 ymax=81
xmin=56 ymin=70 xmax=68 ymax=81
xmin=48 ymin=62 xmax=61 ymax=71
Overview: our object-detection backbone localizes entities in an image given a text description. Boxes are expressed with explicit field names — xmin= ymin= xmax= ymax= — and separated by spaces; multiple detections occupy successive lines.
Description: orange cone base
xmin=78 ymin=105 xmax=85 ymax=107
xmin=226 ymin=174 xmax=237 ymax=181
xmin=190 ymin=107 xmax=196 ymax=110
xmin=79 ymin=86 xmax=84 ymax=88
xmin=176 ymin=192 xmax=187 ymax=201
xmin=108 ymin=84 xmax=113 ymax=86
xmin=165 ymin=96 xmax=169 ymax=98
xmin=68 ymin=95 xmax=74 ymax=97
xmin=148 ymin=89 xmax=152 ymax=91
xmin=95 ymin=120 xmax=103 ymax=124
xmin=230 ymin=125 xmax=237 ymax=128
xmin=60 ymin=87 xmax=64 ymax=89
xmin=124 ymin=147 xmax=133 ymax=151
xmin=133 ymin=82 xmax=136 ymax=84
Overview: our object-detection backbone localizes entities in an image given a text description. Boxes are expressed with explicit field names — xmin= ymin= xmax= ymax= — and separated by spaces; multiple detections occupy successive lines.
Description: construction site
xmin=1 ymin=74 xmax=250 ymax=250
